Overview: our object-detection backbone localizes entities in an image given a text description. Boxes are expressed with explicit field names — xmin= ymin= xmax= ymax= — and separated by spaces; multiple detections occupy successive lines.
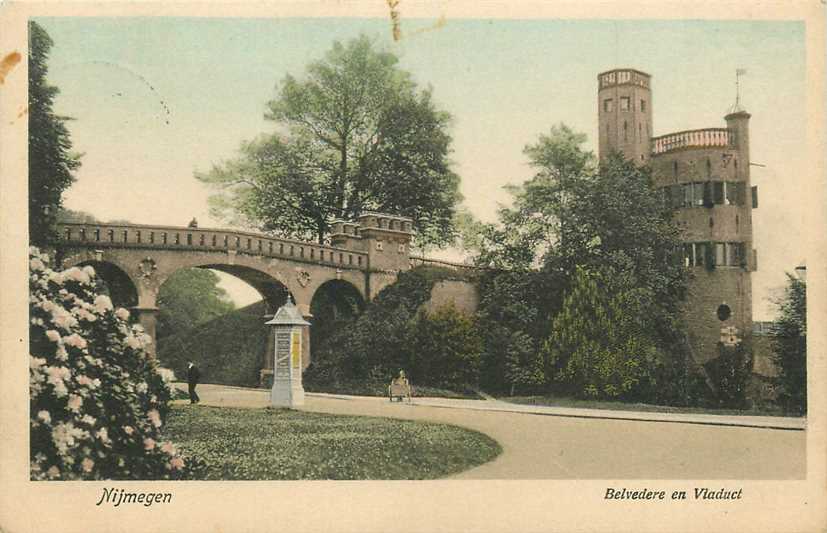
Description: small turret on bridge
xmin=330 ymin=212 xmax=414 ymax=272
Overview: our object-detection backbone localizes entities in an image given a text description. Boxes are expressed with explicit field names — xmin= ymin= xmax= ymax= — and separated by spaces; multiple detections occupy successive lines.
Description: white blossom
xmin=65 ymin=267 xmax=91 ymax=285
xmin=51 ymin=306 xmax=78 ymax=331
xmin=95 ymin=427 xmax=110 ymax=443
xmin=51 ymin=422 xmax=88 ymax=454
xmin=67 ymin=394 xmax=83 ymax=413
xmin=115 ymin=308 xmax=130 ymax=321
xmin=125 ymin=335 xmax=142 ymax=350
xmin=81 ymin=457 xmax=95 ymax=472
xmin=46 ymin=366 xmax=71 ymax=398
xmin=93 ymin=295 xmax=113 ymax=314
xmin=156 ymin=367 xmax=176 ymax=383
xmin=147 ymin=409 xmax=162 ymax=428
xmin=55 ymin=345 xmax=69 ymax=361
xmin=63 ymin=333 xmax=88 ymax=349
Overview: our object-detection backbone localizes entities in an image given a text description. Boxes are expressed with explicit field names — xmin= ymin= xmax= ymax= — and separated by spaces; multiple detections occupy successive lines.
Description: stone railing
xmin=57 ymin=223 xmax=369 ymax=270
xmin=651 ymin=128 xmax=734 ymax=155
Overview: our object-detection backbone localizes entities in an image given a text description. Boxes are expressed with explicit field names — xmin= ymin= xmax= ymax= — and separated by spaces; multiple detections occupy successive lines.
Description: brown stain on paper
xmin=387 ymin=0 xmax=401 ymax=41
xmin=9 ymin=105 xmax=28 ymax=125
xmin=386 ymin=1 xmax=446 ymax=42
xmin=0 ymin=51 xmax=22 ymax=84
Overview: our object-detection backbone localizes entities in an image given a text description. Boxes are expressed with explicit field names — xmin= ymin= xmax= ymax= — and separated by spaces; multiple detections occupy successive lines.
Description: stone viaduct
xmin=55 ymin=212 xmax=479 ymax=382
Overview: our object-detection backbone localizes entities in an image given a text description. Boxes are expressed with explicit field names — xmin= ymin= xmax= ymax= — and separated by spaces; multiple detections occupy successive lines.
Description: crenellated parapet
xmin=330 ymin=212 xmax=415 ymax=271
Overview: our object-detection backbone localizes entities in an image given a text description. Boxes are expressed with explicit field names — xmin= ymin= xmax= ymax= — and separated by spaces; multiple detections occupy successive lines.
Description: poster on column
xmin=291 ymin=330 xmax=301 ymax=369
xmin=275 ymin=332 xmax=290 ymax=378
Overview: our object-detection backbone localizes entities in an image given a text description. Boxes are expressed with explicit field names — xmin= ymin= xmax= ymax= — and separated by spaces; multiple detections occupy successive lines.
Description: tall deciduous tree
xmin=198 ymin=35 xmax=461 ymax=246
xmin=156 ymin=269 xmax=235 ymax=339
xmin=467 ymin=124 xmax=689 ymax=401
xmin=29 ymin=21 xmax=81 ymax=247
xmin=771 ymin=273 xmax=807 ymax=414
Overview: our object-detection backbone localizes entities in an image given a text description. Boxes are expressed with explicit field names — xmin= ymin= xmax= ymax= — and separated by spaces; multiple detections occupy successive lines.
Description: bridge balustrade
xmin=57 ymin=223 xmax=369 ymax=270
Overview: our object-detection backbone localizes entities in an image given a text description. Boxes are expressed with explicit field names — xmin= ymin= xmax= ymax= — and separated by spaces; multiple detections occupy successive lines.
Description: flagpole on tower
xmin=734 ymin=68 xmax=747 ymax=112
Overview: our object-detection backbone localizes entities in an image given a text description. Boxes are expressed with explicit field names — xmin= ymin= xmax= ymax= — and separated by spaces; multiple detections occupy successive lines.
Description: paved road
xmin=176 ymin=384 xmax=806 ymax=479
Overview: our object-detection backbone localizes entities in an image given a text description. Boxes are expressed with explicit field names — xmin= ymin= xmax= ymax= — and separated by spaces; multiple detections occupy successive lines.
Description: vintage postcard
xmin=0 ymin=1 xmax=825 ymax=532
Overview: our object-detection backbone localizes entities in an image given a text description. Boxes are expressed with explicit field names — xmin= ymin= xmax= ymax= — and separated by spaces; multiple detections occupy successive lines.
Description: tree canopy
xmin=198 ymin=35 xmax=461 ymax=246
xmin=156 ymin=269 xmax=235 ymax=339
xmin=465 ymin=124 xmax=690 ymax=401
xmin=29 ymin=21 xmax=81 ymax=247
xmin=771 ymin=273 xmax=807 ymax=414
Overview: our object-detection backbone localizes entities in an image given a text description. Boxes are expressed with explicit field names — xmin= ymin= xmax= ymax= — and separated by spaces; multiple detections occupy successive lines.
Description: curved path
xmin=175 ymin=384 xmax=805 ymax=479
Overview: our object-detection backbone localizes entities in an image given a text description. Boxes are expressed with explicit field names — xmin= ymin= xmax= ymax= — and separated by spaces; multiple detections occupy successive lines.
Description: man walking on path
xmin=187 ymin=362 xmax=200 ymax=404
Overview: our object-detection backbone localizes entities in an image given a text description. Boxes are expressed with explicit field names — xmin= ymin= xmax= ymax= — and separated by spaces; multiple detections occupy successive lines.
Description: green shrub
xmin=305 ymin=267 xmax=479 ymax=393
xmin=474 ymin=270 xmax=559 ymax=394
xmin=29 ymin=247 xmax=197 ymax=480
xmin=406 ymin=305 xmax=483 ymax=390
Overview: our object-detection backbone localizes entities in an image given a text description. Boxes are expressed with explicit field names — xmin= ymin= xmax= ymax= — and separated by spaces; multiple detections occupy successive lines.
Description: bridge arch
xmin=72 ymin=259 xmax=139 ymax=309
xmin=308 ymin=279 xmax=366 ymax=371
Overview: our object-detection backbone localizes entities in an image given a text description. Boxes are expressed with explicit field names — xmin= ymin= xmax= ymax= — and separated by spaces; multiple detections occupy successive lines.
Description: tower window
xmin=683 ymin=242 xmax=708 ymax=267
xmin=638 ymin=123 xmax=642 ymax=141
xmin=725 ymin=182 xmax=738 ymax=205
xmin=623 ymin=121 xmax=628 ymax=141
xmin=640 ymin=99 xmax=646 ymax=112
xmin=706 ymin=158 xmax=712 ymax=178
xmin=717 ymin=304 xmax=732 ymax=321
xmin=620 ymin=97 xmax=630 ymax=111
xmin=603 ymin=98 xmax=614 ymax=112
xmin=673 ymin=161 xmax=678 ymax=178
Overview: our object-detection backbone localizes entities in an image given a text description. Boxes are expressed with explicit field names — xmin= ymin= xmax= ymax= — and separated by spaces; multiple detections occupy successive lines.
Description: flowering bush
xmin=29 ymin=247 xmax=196 ymax=480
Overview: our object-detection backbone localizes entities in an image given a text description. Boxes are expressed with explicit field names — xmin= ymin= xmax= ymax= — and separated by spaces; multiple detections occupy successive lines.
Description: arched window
xmin=706 ymin=158 xmax=712 ymax=178
xmin=673 ymin=161 xmax=678 ymax=178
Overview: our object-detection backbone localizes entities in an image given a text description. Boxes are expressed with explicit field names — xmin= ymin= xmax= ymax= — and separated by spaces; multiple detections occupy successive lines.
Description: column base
xmin=271 ymin=379 xmax=305 ymax=407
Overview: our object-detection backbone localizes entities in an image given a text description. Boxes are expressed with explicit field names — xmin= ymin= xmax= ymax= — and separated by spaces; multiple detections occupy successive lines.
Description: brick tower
xmin=598 ymin=68 xmax=757 ymax=364
xmin=597 ymin=69 xmax=653 ymax=165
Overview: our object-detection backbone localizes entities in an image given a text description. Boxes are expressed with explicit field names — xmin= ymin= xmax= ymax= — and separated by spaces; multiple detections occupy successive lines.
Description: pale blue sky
xmin=36 ymin=17 xmax=807 ymax=318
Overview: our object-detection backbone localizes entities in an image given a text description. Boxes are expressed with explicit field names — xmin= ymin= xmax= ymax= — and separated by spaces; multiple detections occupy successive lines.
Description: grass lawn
xmin=162 ymin=405 xmax=501 ymax=480
xmin=500 ymin=395 xmax=792 ymax=417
